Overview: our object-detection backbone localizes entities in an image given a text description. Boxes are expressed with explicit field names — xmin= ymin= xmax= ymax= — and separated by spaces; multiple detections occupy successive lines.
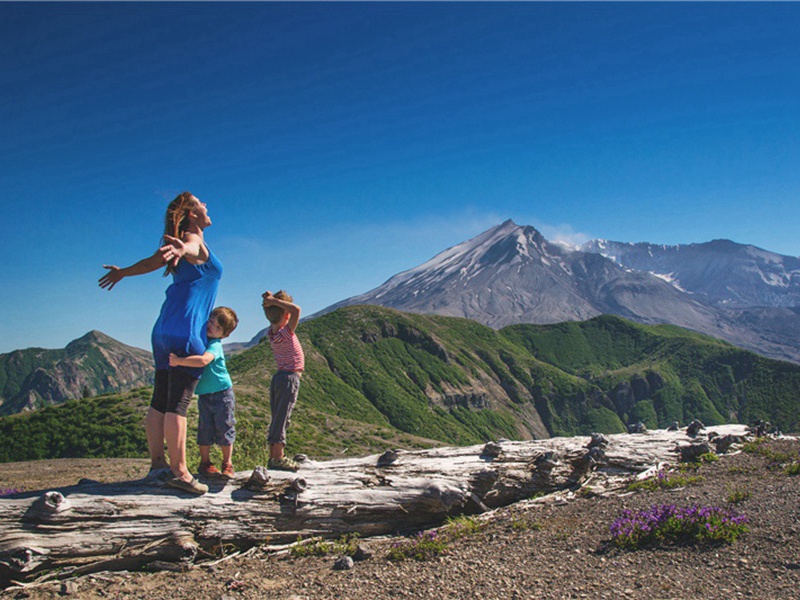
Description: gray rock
xmin=627 ymin=422 xmax=647 ymax=434
xmin=333 ymin=555 xmax=354 ymax=570
xmin=714 ymin=434 xmax=742 ymax=454
xmin=287 ymin=477 xmax=307 ymax=493
xmin=686 ymin=419 xmax=705 ymax=436
xmin=60 ymin=581 xmax=79 ymax=595
xmin=587 ymin=433 xmax=608 ymax=449
xmin=377 ymin=449 xmax=399 ymax=468
xmin=679 ymin=442 xmax=713 ymax=462
xmin=352 ymin=545 xmax=373 ymax=561
xmin=245 ymin=466 xmax=270 ymax=491
xmin=481 ymin=441 xmax=503 ymax=459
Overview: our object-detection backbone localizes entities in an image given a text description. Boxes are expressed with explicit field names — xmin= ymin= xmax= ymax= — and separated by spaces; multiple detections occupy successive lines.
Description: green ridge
xmin=2 ymin=308 xmax=799 ymax=466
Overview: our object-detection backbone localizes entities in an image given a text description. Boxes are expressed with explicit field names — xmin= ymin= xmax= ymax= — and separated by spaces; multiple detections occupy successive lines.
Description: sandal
xmin=166 ymin=476 xmax=208 ymax=495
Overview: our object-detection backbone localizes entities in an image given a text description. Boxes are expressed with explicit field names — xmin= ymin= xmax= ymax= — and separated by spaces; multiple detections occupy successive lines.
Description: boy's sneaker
xmin=220 ymin=462 xmax=235 ymax=479
xmin=199 ymin=462 xmax=221 ymax=478
xmin=268 ymin=457 xmax=300 ymax=472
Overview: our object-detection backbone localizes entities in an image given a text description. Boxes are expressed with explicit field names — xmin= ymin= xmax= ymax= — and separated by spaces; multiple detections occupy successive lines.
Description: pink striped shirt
xmin=268 ymin=326 xmax=305 ymax=372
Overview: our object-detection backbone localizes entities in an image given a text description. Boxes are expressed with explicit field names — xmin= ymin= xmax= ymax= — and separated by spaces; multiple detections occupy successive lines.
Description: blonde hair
xmin=264 ymin=290 xmax=293 ymax=324
xmin=163 ymin=191 xmax=199 ymax=275
xmin=210 ymin=306 xmax=239 ymax=337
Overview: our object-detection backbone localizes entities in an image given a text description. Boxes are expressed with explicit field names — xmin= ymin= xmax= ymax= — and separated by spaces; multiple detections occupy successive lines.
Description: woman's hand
xmin=97 ymin=253 xmax=164 ymax=289
xmin=168 ymin=353 xmax=182 ymax=367
xmin=98 ymin=265 xmax=124 ymax=290
xmin=160 ymin=235 xmax=187 ymax=267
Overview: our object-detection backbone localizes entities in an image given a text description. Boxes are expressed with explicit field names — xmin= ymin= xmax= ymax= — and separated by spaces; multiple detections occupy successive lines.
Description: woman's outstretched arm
xmin=98 ymin=251 xmax=164 ymax=290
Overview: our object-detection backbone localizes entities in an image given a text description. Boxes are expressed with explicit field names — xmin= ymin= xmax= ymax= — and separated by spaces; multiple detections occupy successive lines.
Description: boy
xmin=169 ymin=306 xmax=239 ymax=479
xmin=261 ymin=290 xmax=304 ymax=471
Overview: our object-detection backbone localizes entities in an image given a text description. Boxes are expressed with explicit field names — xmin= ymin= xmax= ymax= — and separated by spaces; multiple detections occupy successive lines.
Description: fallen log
xmin=0 ymin=424 xmax=751 ymax=586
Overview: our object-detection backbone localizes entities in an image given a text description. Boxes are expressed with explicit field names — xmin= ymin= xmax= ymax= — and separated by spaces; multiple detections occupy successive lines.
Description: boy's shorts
xmin=197 ymin=387 xmax=236 ymax=447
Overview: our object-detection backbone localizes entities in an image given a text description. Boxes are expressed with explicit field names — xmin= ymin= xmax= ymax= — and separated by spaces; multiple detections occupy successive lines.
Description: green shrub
xmin=627 ymin=469 xmax=704 ymax=492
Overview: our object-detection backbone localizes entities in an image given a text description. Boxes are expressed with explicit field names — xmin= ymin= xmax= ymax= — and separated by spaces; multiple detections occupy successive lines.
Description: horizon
xmin=4 ymin=218 xmax=794 ymax=354
xmin=3 ymin=3 xmax=800 ymax=354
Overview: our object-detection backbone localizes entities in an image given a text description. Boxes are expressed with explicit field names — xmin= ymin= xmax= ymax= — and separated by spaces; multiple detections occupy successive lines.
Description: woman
xmin=99 ymin=192 xmax=222 ymax=495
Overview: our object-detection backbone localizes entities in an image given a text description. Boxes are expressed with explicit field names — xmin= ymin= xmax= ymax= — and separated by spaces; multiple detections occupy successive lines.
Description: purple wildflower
xmin=610 ymin=504 xmax=748 ymax=549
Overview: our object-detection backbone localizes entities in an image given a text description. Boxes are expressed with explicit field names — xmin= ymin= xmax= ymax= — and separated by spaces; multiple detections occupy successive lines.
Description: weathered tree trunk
xmin=0 ymin=424 xmax=750 ymax=586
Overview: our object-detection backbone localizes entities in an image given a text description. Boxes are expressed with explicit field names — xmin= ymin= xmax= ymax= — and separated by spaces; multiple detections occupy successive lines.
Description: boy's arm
xmin=169 ymin=351 xmax=215 ymax=368
xmin=261 ymin=292 xmax=302 ymax=332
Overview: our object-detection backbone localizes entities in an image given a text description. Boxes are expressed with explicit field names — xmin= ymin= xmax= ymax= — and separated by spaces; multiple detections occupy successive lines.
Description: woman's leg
xmin=145 ymin=408 xmax=168 ymax=470
xmin=164 ymin=368 xmax=199 ymax=482
xmin=165 ymin=412 xmax=190 ymax=480
xmin=147 ymin=370 xmax=170 ymax=470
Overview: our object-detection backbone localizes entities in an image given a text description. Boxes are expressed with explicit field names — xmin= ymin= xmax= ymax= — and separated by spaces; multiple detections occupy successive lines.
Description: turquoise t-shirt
xmin=195 ymin=338 xmax=232 ymax=395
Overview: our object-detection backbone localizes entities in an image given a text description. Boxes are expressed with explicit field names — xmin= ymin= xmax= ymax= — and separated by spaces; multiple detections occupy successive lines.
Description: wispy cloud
xmin=533 ymin=221 xmax=593 ymax=249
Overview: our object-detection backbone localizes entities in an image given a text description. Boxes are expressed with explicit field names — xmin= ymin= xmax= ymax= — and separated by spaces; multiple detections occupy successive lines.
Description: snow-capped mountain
xmin=317 ymin=220 xmax=800 ymax=364
xmin=581 ymin=238 xmax=800 ymax=309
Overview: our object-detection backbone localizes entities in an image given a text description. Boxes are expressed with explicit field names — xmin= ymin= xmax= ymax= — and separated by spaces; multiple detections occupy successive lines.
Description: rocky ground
xmin=2 ymin=440 xmax=800 ymax=600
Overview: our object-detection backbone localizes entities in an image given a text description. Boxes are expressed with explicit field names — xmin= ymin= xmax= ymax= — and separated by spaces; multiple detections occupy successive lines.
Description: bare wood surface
xmin=0 ymin=424 xmax=750 ymax=585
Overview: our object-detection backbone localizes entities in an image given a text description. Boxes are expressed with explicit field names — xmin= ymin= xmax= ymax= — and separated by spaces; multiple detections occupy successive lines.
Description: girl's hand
xmin=168 ymin=353 xmax=181 ymax=367
xmin=98 ymin=265 xmax=124 ymax=290
xmin=160 ymin=235 xmax=187 ymax=267
xmin=262 ymin=291 xmax=274 ymax=306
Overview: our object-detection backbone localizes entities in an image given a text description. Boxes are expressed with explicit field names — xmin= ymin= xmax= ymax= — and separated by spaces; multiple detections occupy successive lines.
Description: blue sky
xmin=2 ymin=2 xmax=800 ymax=354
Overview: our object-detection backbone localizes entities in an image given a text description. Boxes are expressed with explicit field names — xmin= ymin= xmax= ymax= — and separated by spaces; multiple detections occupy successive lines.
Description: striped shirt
xmin=268 ymin=326 xmax=305 ymax=372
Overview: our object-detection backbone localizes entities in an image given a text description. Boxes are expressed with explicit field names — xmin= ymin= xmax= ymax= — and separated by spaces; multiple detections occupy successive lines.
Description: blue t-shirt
xmin=195 ymin=338 xmax=232 ymax=395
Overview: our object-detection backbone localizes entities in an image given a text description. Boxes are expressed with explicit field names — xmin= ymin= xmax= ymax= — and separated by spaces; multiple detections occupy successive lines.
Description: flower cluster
xmin=0 ymin=487 xmax=22 ymax=497
xmin=610 ymin=504 xmax=748 ymax=549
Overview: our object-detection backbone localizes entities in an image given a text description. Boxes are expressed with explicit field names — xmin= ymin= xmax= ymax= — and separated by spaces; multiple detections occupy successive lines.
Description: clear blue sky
xmin=2 ymin=2 xmax=800 ymax=354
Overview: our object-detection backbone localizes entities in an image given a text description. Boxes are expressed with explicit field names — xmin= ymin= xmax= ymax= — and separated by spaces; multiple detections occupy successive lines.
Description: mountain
xmin=316 ymin=220 xmax=800 ymax=363
xmin=0 ymin=331 xmax=154 ymax=416
xmin=580 ymin=238 xmax=800 ymax=309
xmin=4 ymin=306 xmax=800 ymax=464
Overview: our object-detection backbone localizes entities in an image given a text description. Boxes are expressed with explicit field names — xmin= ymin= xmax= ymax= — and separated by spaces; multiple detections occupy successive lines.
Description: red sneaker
xmin=220 ymin=462 xmax=235 ymax=479
xmin=199 ymin=462 xmax=221 ymax=478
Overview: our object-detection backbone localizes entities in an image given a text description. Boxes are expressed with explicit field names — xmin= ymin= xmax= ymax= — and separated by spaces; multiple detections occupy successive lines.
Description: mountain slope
xmin=234 ymin=305 xmax=800 ymax=439
xmin=316 ymin=220 xmax=800 ymax=363
xmin=501 ymin=315 xmax=800 ymax=432
xmin=5 ymin=307 xmax=800 ymax=466
xmin=0 ymin=331 xmax=154 ymax=416
xmin=581 ymin=238 xmax=800 ymax=309
xmin=4 ymin=306 xmax=800 ymax=466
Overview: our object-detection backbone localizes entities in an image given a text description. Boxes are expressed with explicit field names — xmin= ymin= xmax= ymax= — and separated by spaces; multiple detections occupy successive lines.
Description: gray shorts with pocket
xmin=197 ymin=387 xmax=236 ymax=447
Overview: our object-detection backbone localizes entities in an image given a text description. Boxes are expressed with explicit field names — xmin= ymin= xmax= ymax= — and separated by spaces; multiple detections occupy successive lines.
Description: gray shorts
xmin=197 ymin=387 xmax=236 ymax=447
